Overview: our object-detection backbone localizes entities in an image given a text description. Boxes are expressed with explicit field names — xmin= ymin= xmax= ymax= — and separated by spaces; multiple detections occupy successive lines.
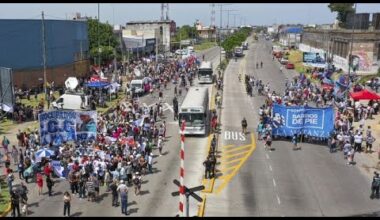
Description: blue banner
xmin=39 ymin=110 xmax=97 ymax=147
xmin=39 ymin=111 xmax=77 ymax=147
xmin=272 ymin=104 xmax=334 ymax=138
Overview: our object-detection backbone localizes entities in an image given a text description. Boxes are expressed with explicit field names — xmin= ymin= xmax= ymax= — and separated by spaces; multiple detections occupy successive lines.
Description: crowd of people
xmin=3 ymin=53 xmax=203 ymax=217
xmin=245 ymin=51 xmax=380 ymax=185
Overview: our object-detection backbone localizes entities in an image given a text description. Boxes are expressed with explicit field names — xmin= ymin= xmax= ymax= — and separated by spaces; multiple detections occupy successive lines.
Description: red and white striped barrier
xmin=179 ymin=120 xmax=186 ymax=217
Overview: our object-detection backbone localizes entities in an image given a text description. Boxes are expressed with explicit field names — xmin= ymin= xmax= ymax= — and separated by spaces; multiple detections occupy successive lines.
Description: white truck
xmin=51 ymin=92 xmax=91 ymax=110
xmin=51 ymin=77 xmax=91 ymax=110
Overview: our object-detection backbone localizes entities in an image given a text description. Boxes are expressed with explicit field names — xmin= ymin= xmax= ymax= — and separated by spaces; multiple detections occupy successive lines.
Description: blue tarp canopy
xmin=85 ymin=81 xmax=110 ymax=88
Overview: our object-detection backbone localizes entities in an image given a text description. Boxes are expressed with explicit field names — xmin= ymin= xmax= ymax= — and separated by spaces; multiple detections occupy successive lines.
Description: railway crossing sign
xmin=171 ymin=179 xmax=205 ymax=217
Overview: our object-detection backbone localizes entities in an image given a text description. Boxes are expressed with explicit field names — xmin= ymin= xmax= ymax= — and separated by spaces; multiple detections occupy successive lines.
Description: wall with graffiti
xmin=351 ymin=42 xmax=379 ymax=73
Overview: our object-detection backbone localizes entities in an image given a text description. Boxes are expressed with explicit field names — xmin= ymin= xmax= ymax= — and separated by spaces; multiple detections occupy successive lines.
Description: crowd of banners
xmin=271 ymin=104 xmax=335 ymax=138
xmin=39 ymin=110 xmax=97 ymax=147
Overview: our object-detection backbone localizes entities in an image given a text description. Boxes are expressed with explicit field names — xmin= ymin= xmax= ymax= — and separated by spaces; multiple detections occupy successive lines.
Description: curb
xmin=197 ymin=194 xmax=207 ymax=217
xmin=0 ymin=203 xmax=11 ymax=217
xmin=197 ymin=57 xmax=226 ymax=217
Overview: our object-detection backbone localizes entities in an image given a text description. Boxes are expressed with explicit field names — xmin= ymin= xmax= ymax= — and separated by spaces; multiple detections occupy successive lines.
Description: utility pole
xmin=215 ymin=4 xmax=232 ymax=66
xmin=348 ymin=3 xmax=357 ymax=79
xmin=156 ymin=36 xmax=158 ymax=62
xmin=41 ymin=11 xmax=47 ymax=109
xmin=226 ymin=9 xmax=237 ymax=31
xmin=97 ymin=3 xmax=101 ymax=67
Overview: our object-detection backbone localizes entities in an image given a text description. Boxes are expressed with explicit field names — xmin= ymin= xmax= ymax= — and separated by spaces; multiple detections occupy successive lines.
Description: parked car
xmin=280 ymin=58 xmax=288 ymax=65
xmin=286 ymin=63 xmax=295 ymax=69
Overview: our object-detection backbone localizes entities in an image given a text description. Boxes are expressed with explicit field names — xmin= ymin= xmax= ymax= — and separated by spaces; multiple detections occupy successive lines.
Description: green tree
xmin=328 ymin=3 xmax=355 ymax=28
xmin=88 ymin=18 xmax=119 ymax=65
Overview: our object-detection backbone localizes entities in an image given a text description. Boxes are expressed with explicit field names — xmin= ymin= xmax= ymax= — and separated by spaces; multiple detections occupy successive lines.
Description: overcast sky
xmin=1 ymin=3 xmax=379 ymax=26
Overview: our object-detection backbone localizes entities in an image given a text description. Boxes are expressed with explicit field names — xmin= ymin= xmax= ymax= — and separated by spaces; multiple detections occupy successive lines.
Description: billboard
xmin=303 ymin=52 xmax=326 ymax=64
xmin=0 ymin=67 xmax=15 ymax=113
xmin=39 ymin=110 xmax=97 ymax=146
xmin=272 ymin=104 xmax=334 ymax=138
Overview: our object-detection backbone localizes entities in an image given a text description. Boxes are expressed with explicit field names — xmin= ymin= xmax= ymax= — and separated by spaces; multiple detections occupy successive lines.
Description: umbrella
xmin=35 ymin=148 xmax=55 ymax=159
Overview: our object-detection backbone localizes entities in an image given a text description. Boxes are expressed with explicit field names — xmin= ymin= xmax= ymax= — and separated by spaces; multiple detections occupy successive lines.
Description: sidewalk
xmin=352 ymin=114 xmax=380 ymax=180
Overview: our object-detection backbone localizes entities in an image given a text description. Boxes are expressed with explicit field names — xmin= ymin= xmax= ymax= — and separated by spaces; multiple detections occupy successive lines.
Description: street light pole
xmin=41 ymin=11 xmax=47 ymax=109
xmin=348 ymin=3 xmax=357 ymax=79
xmin=219 ymin=4 xmax=222 ymax=67
xmin=97 ymin=3 xmax=101 ymax=67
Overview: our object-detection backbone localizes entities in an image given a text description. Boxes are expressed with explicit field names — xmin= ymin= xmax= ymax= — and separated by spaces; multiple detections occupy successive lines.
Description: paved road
xmin=8 ymin=46 xmax=221 ymax=217
xmin=204 ymin=37 xmax=380 ymax=216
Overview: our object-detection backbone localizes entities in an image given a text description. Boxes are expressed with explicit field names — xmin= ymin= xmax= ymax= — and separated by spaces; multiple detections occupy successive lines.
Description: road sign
xmin=171 ymin=179 xmax=205 ymax=217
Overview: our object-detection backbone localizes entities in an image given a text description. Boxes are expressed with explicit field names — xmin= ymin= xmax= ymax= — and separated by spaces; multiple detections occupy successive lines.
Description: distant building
xmin=122 ymin=28 xmax=159 ymax=56
xmin=125 ymin=20 xmax=176 ymax=53
xmin=279 ymin=26 xmax=303 ymax=48
xmin=195 ymin=21 xmax=216 ymax=40
xmin=0 ymin=19 xmax=89 ymax=89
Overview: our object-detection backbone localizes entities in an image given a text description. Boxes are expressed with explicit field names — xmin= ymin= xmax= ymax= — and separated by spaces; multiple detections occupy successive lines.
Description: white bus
xmin=198 ymin=61 xmax=214 ymax=84
xmin=179 ymin=87 xmax=209 ymax=136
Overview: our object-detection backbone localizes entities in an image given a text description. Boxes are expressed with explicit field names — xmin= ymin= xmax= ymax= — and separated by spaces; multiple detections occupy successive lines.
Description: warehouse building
xmin=0 ymin=19 xmax=90 ymax=89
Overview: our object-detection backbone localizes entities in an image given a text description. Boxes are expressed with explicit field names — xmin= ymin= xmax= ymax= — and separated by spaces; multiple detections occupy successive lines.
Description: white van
xmin=127 ymin=79 xmax=145 ymax=95
xmin=51 ymin=93 xmax=90 ymax=110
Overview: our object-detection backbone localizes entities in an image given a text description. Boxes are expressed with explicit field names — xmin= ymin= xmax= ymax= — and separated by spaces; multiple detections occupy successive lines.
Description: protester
xmin=63 ymin=191 xmax=71 ymax=217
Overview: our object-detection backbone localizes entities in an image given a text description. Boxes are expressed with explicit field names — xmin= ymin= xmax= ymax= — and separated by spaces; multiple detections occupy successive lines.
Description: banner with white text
xmin=271 ymin=104 xmax=334 ymax=138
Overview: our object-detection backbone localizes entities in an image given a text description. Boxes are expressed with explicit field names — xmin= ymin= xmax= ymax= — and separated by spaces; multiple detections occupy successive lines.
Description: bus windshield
xmin=199 ymin=70 xmax=212 ymax=77
xmin=179 ymin=113 xmax=205 ymax=127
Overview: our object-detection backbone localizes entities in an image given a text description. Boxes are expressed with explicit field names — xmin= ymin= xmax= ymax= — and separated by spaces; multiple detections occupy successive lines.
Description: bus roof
xmin=180 ymin=87 xmax=209 ymax=112
xmin=199 ymin=61 xmax=212 ymax=69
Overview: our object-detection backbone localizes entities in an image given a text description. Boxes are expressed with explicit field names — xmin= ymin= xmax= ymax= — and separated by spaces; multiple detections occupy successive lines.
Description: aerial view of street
xmin=1 ymin=3 xmax=380 ymax=217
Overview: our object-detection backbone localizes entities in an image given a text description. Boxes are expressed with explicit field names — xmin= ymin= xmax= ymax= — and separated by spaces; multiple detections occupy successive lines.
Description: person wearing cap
xmin=117 ymin=180 xmax=127 ymax=193
xmin=133 ymin=172 xmax=142 ymax=196
xmin=120 ymin=188 xmax=129 ymax=215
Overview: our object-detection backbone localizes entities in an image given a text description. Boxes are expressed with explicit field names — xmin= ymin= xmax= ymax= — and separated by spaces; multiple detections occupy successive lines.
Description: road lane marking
xmin=269 ymin=165 xmax=273 ymax=171
xmin=222 ymin=144 xmax=235 ymax=149
xmin=224 ymin=144 xmax=251 ymax=154
xmin=224 ymin=131 xmax=246 ymax=141
xmin=221 ymin=151 xmax=248 ymax=160
xmin=276 ymin=195 xmax=281 ymax=205
xmin=215 ymin=133 xmax=256 ymax=194
xmin=223 ymin=157 xmax=245 ymax=166
xmin=164 ymin=103 xmax=174 ymax=113
xmin=266 ymin=153 xmax=269 ymax=159
xmin=272 ymin=178 xmax=277 ymax=187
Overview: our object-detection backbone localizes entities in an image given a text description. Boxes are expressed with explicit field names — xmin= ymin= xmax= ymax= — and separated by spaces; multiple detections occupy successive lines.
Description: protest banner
xmin=39 ymin=110 xmax=97 ymax=147
xmin=272 ymin=104 xmax=334 ymax=138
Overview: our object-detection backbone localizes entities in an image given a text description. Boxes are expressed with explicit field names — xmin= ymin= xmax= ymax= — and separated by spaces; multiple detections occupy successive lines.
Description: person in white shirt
xmin=354 ymin=132 xmax=363 ymax=152
xmin=148 ymin=153 xmax=153 ymax=174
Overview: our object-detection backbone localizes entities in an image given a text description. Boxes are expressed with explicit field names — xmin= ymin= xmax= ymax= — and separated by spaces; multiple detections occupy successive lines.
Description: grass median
xmin=0 ymin=178 xmax=11 ymax=216
xmin=194 ymin=41 xmax=217 ymax=52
